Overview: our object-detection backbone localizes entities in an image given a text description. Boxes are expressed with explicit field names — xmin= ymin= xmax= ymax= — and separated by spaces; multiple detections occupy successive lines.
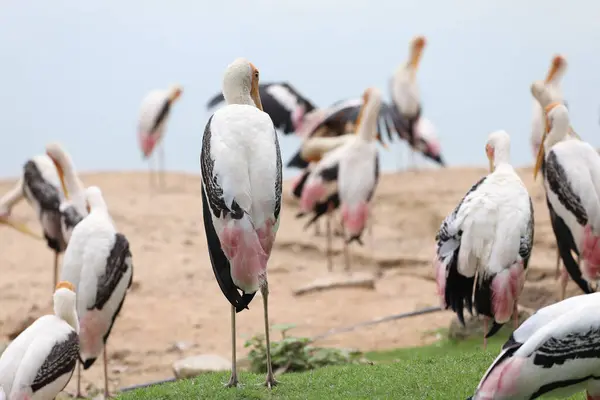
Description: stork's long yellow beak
xmin=49 ymin=156 xmax=69 ymax=200
xmin=533 ymin=102 xmax=561 ymax=180
xmin=0 ymin=216 xmax=43 ymax=240
xmin=545 ymin=55 xmax=565 ymax=84
xmin=376 ymin=133 xmax=389 ymax=150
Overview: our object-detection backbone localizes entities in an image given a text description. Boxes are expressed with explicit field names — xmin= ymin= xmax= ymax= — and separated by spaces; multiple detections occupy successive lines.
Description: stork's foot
xmin=264 ymin=373 xmax=279 ymax=389
xmin=225 ymin=374 xmax=239 ymax=388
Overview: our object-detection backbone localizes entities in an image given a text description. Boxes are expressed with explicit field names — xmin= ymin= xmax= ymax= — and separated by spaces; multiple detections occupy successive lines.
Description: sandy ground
xmin=0 ymin=167 xmax=570 ymax=392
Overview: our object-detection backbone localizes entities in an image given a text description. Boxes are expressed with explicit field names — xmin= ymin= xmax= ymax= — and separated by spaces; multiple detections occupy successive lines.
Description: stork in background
xmin=137 ymin=84 xmax=183 ymax=191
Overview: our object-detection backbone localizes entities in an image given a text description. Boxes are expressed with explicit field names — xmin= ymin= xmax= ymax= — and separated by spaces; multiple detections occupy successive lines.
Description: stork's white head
xmin=85 ymin=186 xmax=106 ymax=213
xmin=54 ymin=281 xmax=79 ymax=331
xmin=485 ymin=130 xmax=511 ymax=172
xmin=545 ymin=54 xmax=567 ymax=84
xmin=222 ymin=57 xmax=263 ymax=110
xmin=46 ymin=142 xmax=73 ymax=199
xmin=168 ymin=84 xmax=183 ymax=102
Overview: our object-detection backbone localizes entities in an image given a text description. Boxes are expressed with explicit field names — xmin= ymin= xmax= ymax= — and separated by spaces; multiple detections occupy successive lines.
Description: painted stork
xmin=137 ymin=84 xmax=183 ymax=189
xmin=468 ymin=292 xmax=600 ymax=399
xmin=532 ymin=81 xmax=600 ymax=299
xmin=200 ymin=58 xmax=282 ymax=388
xmin=434 ymin=130 xmax=534 ymax=349
xmin=59 ymin=186 xmax=133 ymax=398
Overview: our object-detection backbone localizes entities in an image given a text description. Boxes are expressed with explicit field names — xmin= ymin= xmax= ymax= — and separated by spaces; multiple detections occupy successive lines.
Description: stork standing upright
xmin=391 ymin=35 xmax=427 ymax=169
xmin=532 ymin=81 xmax=600 ymax=298
xmin=138 ymin=84 xmax=183 ymax=190
xmin=59 ymin=186 xmax=133 ymax=398
xmin=530 ymin=55 xmax=571 ymax=296
xmin=200 ymin=58 xmax=282 ymax=388
xmin=435 ymin=130 xmax=534 ymax=349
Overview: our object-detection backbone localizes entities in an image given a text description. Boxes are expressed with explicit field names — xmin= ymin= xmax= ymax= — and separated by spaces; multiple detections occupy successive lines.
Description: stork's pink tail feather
xmin=582 ymin=224 xmax=600 ymax=281
xmin=300 ymin=180 xmax=327 ymax=213
xmin=476 ymin=356 xmax=525 ymax=399
xmin=491 ymin=263 xmax=524 ymax=323
xmin=341 ymin=202 xmax=368 ymax=236
xmin=220 ymin=218 xmax=270 ymax=292
xmin=138 ymin=131 xmax=158 ymax=158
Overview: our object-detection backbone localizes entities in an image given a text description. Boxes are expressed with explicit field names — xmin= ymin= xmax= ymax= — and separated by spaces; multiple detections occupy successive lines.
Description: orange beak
xmin=0 ymin=215 xmax=43 ymax=240
xmin=545 ymin=55 xmax=565 ymax=84
xmin=249 ymin=63 xmax=263 ymax=111
xmin=48 ymin=155 xmax=69 ymax=200
xmin=533 ymin=101 xmax=561 ymax=180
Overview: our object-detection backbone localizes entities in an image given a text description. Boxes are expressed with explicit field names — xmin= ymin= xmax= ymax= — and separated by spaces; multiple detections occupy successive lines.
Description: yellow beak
xmin=376 ymin=133 xmax=389 ymax=150
xmin=0 ymin=216 xmax=43 ymax=240
xmin=49 ymin=157 xmax=69 ymax=200
xmin=533 ymin=102 xmax=561 ymax=180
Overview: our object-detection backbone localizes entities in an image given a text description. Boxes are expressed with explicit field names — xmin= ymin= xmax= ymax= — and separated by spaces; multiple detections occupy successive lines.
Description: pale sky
xmin=1 ymin=1 xmax=599 ymax=178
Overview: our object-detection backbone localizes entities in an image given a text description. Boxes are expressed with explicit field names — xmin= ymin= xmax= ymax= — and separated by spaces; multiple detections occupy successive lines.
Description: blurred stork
xmin=137 ymin=84 xmax=183 ymax=190
xmin=297 ymin=87 xmax=383 ymax=271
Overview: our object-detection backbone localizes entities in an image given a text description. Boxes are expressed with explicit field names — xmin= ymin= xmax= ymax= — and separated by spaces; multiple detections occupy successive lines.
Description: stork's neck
xmin=357 ymin=102 xmax=379 ymax=141
xmin=223 ymin=84 xmax=254 ymax=107
xmin=545 ymin=121 xmax=570 ymax=151
xmin=0 ymin=180 xmax=24 ymax=210
xmin=493 ymin=145 xmax=511 ymax=167
xmin=54 ymin=296 xmax=79 ymax=333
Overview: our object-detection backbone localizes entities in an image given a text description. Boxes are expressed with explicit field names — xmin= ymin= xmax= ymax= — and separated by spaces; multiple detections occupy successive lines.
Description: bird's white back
xmin=138 ymin=89 xmax=169 ymax=134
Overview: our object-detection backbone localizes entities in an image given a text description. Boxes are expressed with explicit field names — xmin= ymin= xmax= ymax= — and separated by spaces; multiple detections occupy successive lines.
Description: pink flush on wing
xmin=138 ymin=131 xmax=158 ymax=158
xmin=341 ymin=202 xmax=368 ymax=236
xmin=582 ymin=224 xmax=600 ymax=281
xmin=300 ymin=181 xmax=327 ymax=213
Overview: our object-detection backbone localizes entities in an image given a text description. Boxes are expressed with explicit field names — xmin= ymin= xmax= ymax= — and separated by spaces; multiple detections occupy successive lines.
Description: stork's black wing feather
xmin=31 ymin=330 xmax=79 ymax=393
xmin=200 ymin=116 xmax=255 ymax=312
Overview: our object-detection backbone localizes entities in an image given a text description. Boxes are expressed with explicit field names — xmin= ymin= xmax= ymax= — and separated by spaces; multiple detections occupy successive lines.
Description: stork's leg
xmin=225 ymin=305 xmax=238 ymax=387
xmin=149 ymin=153 xmax=155 ymax=190
xmin=554 ymin=248 xmax=561 ymax=280
xmin=53 ymin=251 xmax=59 ymax=290
xmin=326 ymin=212 xmax=333 ymax=272
xmin=341 ymin=224 xmax=351 ymax=272
xmin=75 ymin=361 xmax=83 ymax=398
xmin=158 ymin=140 xmax=165 ymax=190
xmin=483 ymin=317 xmax=488 ymax=350
xmin=314 ymin=220 xmax=321 ymax=236
xmin=261 ymin=281 xmax=277 ymax=388
xmin=103 ymin=346 xmax=110 ymax=398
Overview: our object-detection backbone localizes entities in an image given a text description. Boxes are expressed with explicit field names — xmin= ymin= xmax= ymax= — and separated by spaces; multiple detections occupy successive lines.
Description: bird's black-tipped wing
xmin=543 ymin=154 xmax=593 ymax=294
xmin=93 ymin=233 xmax=132 ymax=311
xmin=200 ymin=116 xmax=255 ymax=313
xmin=31 ymin=330 xmax=79 ymax=393
xmin=206 ymin=82 xmax=316 ymax=134
xmin=150 ymin=99 xmax=171 ymax=134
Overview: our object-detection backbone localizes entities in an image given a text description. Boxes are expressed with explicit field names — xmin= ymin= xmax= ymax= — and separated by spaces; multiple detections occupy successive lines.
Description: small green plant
xmin=244 ymin=323 xmax=366 ymax=374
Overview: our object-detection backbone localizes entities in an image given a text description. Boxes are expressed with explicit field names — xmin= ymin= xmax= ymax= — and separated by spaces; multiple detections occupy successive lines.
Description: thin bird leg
xmin=53 ymin=252 xmax=59 ymax=291
xmin=103 ymin=346 xmax=109 ymax=398
xmin=341 ymin=223 xmax=351 ymax=272
xmin=313 ymin=219 xmax=321 ymax=236
xmin=158 ymin=140 xmax=165 ymax=190
xmin=554 ymin=248 xmax=561 ymax=280
xmin=367 ymin=210 xmax=375 ymax=264
xmin=148 ymin=153 xmax=155 ymax=191
xmin=225 ymin=305 xmax=238 ymax=387
xmin=261 ymin=281 xmax=278 ymax=388
xmin=326 ymin=208 xmax=333 ymax=272
xmin=76 ymin=361 xmax=83 ymax=398
xmin=483 ymin=317 xmax=488 ymax=350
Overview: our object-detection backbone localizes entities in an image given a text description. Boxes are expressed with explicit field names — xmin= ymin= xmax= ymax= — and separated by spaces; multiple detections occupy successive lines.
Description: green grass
xmin=117 ymin=333 xmax=584 ymax=400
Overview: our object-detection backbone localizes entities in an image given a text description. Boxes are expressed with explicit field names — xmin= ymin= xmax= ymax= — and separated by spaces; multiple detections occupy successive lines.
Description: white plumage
xmin=470 ymin=292 xmax=600 ymax=399
xmin=532 ymin=80 xmax=600 ymax=291
xmin=435 ymin=130 xmax=533 ymax=348
xmin=59 ymin=186 xmax=133 ymax=398
xmin=0 ymin=282 xmax=79 ymax=400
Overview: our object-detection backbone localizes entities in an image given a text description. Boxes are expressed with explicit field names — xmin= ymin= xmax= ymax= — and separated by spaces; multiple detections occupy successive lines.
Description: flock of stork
xmin=0 ymin=32 xmax=599 ymax=400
